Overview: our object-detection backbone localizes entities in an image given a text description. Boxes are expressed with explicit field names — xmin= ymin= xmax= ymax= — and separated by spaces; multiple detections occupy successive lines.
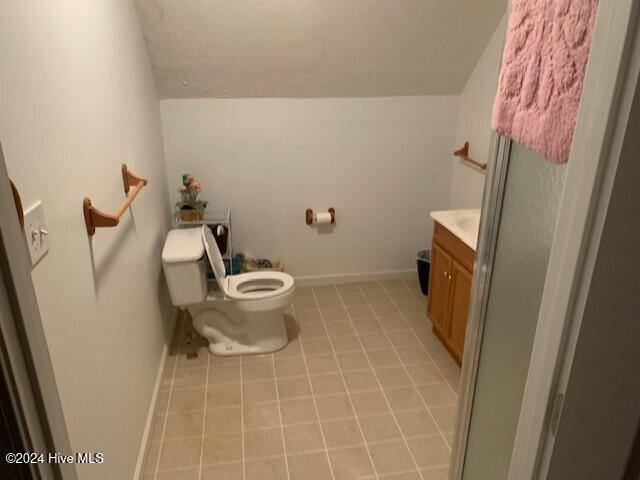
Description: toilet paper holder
xmin=306 ymin=208 xmax=335 ymax=225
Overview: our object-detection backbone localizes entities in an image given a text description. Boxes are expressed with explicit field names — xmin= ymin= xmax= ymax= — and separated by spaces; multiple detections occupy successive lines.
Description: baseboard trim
xmin=294 ymin=269 xmax=414 ymax=287
xmin=132 ymin=308 xmax=183 ymax=480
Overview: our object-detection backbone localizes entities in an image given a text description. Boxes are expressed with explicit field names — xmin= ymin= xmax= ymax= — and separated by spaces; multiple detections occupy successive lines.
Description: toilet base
xmin=188 ymin=299 xmax=289 ymax=357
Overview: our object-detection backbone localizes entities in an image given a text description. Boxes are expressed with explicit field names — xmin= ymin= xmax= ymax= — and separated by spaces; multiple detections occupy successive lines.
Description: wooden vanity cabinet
xmin=427 ymin=222 xmax=475 ymax=365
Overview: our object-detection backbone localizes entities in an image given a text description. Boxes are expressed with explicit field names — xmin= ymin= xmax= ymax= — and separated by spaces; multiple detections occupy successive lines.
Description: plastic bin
xmin=417 ymin=250 xmax=431 ymax=296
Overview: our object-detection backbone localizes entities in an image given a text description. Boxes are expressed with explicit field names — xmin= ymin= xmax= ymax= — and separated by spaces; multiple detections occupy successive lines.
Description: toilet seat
xmin=226 ymin=271 xmax=294 ymax=301
xmin=201 ymin=225 xmax=295 ymax=302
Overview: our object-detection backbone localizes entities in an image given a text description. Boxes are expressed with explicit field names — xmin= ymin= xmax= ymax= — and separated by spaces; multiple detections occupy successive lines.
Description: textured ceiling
xmin=135 ymin=0 xmax=506 ymax=98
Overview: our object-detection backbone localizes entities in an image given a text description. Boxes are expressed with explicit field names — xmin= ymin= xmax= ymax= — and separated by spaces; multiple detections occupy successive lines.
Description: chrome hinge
xmin=550 ymin=392 xmax=565 ymax=436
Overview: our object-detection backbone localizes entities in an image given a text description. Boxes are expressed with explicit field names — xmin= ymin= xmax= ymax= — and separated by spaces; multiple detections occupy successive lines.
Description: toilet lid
xmin=201 ymin=225 xmax=228 ymax=292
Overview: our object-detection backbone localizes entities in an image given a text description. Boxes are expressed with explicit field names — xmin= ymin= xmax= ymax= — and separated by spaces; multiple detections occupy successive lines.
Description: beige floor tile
xmin=325 ymin=321 xmax=357 ymax=337
xmin=155 ymin=468 xmax=199 ymax=480
xmin=150 ymin=416 xmax=164 ymax=441
xmin=243 ymin=402 xmax=281 ymax=430
xmin=158 ymin=436 xmax=202 ymax=471
xmin=204 ymin=406 xmax=242 ymax=435
xmin=295 ymin=286 xmax=316 ymax=297
xmin=374 ymin=367 xmax=412 ymax=388
xmin=328 ymin=446 xmax=375 ymax=480
xmin=283 ymin=423 xmax=325 ymax=454
xmin=315 ymin=394 xmax=355 ymax=420
xmin=395 ymin=410 xmax=439 ymax=438
xmin=280 ymin=398 xmax=318 ymax=425
xmin=209 ymin=364 xmax=241 ymax=384
xmin=207 ymin=383 xmax=241 ymax=408
xmin=368 ymin=349 xmax=402 ymax=368
xmin=368 ymin=440 xmax=415 ymax=474
xmin=310 ymin=373 xmax=347 ymax=395
xmin=277 ymin=376 xmax=312 ymax=399
xmin=242 ymin=362 xmax=275 ymax=382
xmin=152 ymin=280 xmax=460 ymax=476
xmin=371 ymin=303 xmax=401 ymax=316
xmin=406 ymin=364 xmax=445 ymax=386
xmin=296 ymin=308 xmax=323 ymax=323
xmin=407 ymin=436 xmax=450 ymax=469
xmin=301 ymin=337 xmax=333 ymax=356
xmin=430 ymin=406 xmax=457 ymax=432
xmin=306 ymin=354 xmax=340 ymax=375
xmin=168 ymin=387 xmax=205 ymax=413
xmin=166 ymin=367 xmax=207 ymax=390
xmin=298 ymin=323 xmax=328 ymax=339
xmin=244 ymin=427 xmax=285 ymax=459
xmin=381 ymin=280 xmax=409 ymax=292
xmin=346 ymin=304 xmax=375 ymax=318
xmin=335 ymin=351 xmax=370 ymax=372
xmin=245 ymin=456 xmax=288 ymax=480
xmin=143 ymin=440 xmax=160 ymax=475
xmin=380 ymin=472 xmax=421 ymax=480
xmin=336 ymin=284 xmax=362 ymax=295
xmin=378 ymin=316 xmax=410 ymax=332
xmin=162 ymin=411 xmax=203 ymax=439
xmin=330 ymin=336 xmax=362 ymax=353
xmin=386 ymin=331 xmax=420 ymax=347
xmin=353 ymin=318 xmax=382 ymax=335
xmin=202 ymin=433 xmax=243 ymax=465
xmin=201 ymin=462 xmax=243 ymax=480
xmin=397 ymin=346 xmax=433 ymax=366
xmin=360 ymin=333 xmax=392 ymax=351
xmin=177 ymin=351 xmax=209 ymax=370
xmin=384 ymin=386 xmax=424 ymax=412
xmin=242 ymin=379 xmax=278 ymax=404
xmin=320 ymin=306 xmax=349 ymax=321
xmin=340 ymin=293 xmax=368 ymax=305
xmin=288 ymin=451 xmax=333 ymax=480
xmin=155 ymin=390 xmax=170 ymax=413
xmin=321 ymin=418 xmax=364 ymax=449
xmin=243 ymin=354 xmax=273 ymax=366
xmin=343 ymin=370 xmax=379 ymax=393
xmin=350 ymin=390 xmax=390 ymax=417
xmin=420 ymin=466 xmax=449 ymax=480
xmin=418 ymin=383 xmax=457 ymax=408
xmin=317 ymin=295 xmax=342 ymax=308
xmin=364 ymin=292 xmax=393 ymax=305
xmin=358 ymin=414 xmax=402 ymax=443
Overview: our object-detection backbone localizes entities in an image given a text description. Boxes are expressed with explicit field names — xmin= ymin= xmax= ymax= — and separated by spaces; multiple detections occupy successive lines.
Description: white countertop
xmin=430 ymin=209 xmax=481 ymax=251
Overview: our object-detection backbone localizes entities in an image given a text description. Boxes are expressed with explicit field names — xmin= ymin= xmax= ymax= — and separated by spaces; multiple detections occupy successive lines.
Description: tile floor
xmin=143 ymin=279 xmax=461 ymax=480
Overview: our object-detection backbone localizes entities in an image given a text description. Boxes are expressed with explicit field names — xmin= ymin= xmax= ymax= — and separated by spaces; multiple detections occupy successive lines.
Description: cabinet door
xmin=448 ymin=260 xmax=472 ymax=362
xmin=427 ymin=242 xmax=452 ymax=336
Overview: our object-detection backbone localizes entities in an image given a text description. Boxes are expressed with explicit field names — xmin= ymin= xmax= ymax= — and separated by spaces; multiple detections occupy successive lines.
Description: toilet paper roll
xmin=315 ymin=212 xmax=333 ymax=225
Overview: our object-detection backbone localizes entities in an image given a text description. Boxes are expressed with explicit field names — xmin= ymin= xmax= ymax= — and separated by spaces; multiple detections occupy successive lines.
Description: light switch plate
xmin=24 ymin=200 xmax=49 ymax=267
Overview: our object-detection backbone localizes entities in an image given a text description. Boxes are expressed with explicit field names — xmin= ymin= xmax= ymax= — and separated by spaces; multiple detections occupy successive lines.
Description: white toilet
xmin=162 ymin=226 xmax=294 ymax=356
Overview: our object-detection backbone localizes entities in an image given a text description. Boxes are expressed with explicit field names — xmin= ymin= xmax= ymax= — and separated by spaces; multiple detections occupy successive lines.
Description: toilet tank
xmin=162 ymin=228 xmax=207 ymax=307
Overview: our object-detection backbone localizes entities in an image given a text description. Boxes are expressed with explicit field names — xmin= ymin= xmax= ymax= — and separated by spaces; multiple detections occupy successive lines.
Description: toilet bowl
xmin=162 ymin=226 xmax=294 ymax=356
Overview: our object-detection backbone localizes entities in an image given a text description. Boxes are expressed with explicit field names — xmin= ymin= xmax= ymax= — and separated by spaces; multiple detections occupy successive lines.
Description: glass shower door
xmin=459 ymin=140 xmax=566 ymax=479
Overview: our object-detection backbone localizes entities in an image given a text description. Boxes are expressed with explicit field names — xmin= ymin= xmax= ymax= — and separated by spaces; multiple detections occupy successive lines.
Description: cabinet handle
xmin=443 ymin=271 xmax=448 ymax=278
xmin=448 ymin=274 xmax=452 ymax=280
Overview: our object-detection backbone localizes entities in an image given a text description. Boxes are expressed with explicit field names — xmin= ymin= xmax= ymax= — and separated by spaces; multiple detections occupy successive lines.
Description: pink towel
xmin=491 ymin=0 xmax=599 ymax=164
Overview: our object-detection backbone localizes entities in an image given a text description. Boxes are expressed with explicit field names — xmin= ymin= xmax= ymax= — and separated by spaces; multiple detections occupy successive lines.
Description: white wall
xmin=0 ymin=2 xmax=173 ymax=479
xmin=161 ymin=97 xmax=459 ymax=280
xmin=450 ymin=14 xmax=507 ymax=209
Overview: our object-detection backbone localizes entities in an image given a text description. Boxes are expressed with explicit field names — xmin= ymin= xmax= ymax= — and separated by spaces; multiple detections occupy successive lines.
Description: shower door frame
xmin=450 ymin=1 xmax=640 ymax=479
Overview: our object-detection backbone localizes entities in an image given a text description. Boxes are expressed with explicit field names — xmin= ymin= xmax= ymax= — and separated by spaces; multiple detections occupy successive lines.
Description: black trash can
xmin=417 ymin=250 xmax=431 ymax=296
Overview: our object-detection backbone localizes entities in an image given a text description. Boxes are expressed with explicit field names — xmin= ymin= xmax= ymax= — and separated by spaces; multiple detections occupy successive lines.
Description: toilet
xmin=162 ymin=226 xmax=294 ymax=356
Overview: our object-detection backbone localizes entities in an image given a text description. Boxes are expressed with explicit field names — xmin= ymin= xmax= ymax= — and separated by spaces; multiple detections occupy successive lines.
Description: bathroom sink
xmin=430 ymin=209 xmax=481 ymax=251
